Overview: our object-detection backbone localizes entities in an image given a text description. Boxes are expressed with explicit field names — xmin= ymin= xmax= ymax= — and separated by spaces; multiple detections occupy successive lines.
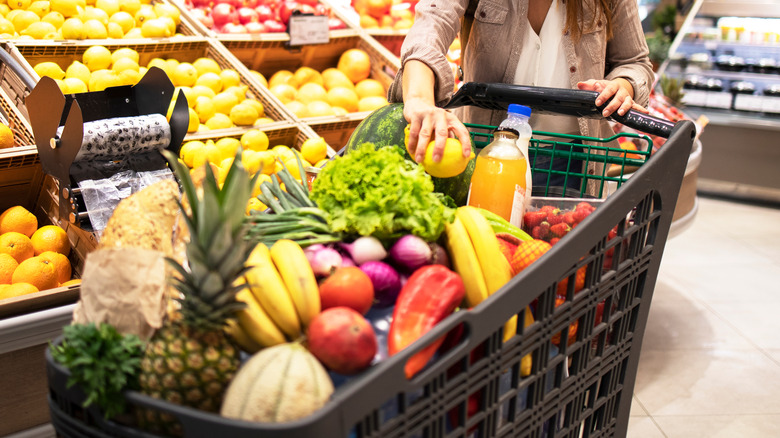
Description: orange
xmin=61 ymin=278 xmax=81 ymax=287
xmin=0 ymin=282 xmax=39 ymax=300
xmin=289 ymin=66 xmax=323 ymax=88
xmin=0 ymin=205 xmax=38 ymax=237
xmin=357 ymin=95 xmax=388 ymax=112
xmin=268 ymin=70 xmax=294 ymax=89
xmin=0 ymin=232 xmax=34 ymax=263
xmin=365 ymin=0 xmax=390 ymax=19
xmin=30 ymin=225 xmax=70 ymax=256
xmin=269 ymin=84 xmax=297 ymax=104
xmin=337 ymin=49 xmax=371 ymax=84
xmin=12 ymin=256 xmax=59 ymax=291
xmin=0 ymin=123 xmax=14 ymax=149
xmin=326 ymin=86 xmax=359 ymax=113
xmin=306 ymin=100 xmax=334 ymax=117
xmin=38 ymin=251 xmax=71 ymax=284
xmin=358 ymin=14 xmax=379 ymax=29
xmin=0 ymin=253 xmax=19 ymax=284
xmin=354 ymin=78 xmax=385 ymax=99
xmin=321 ymin=68 xmax=354 ymax=90
xmin=296 ymin=82 xmax=328 ymax=105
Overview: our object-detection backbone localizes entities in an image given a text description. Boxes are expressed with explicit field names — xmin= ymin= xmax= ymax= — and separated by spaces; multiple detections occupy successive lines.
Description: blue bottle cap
xmin=508 ymin=104 xmax=532 ymax=117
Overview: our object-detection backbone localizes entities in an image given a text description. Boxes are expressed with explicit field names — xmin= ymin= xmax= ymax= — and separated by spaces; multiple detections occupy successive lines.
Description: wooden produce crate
xmin=0 ymin=43 xmax=35 ymax=122
xmin=0 ymin=70 xmax=36 ymax=152
xmin=305 ymin=111 xmax=364 ymax=152
xmin=8 ymin=38 xmax=298 ymax=136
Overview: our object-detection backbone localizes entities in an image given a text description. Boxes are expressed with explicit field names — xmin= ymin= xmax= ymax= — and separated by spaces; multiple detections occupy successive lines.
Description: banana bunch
xmin=445 ymin=207 xmax=535 ymax=365
xmin=228 ymin=239 xmax=321 ymax=353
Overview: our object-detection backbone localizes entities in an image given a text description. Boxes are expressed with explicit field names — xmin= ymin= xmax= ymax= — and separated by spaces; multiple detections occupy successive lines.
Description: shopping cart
xmin=46 ymin=83 xmax=695 ymax=438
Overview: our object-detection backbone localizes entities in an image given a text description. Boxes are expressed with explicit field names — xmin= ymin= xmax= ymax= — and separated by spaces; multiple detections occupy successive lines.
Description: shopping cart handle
xmin=444 ymin=82 xmax=674 ymax=138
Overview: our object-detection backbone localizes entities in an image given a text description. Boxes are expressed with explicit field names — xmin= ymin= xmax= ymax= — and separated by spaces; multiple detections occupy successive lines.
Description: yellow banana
xmin=235 ymin=287 xmax=287 ymax=348
xmin=245 ymin=243 xmax=302 ymax=339
xmin=225 ymin=318 xmax=264 ymax=353
xmin=269 ymin=239 xmax=321 ymax=328
xmin=456 ymin=206 xmax=517 ymax=342
xmin=444 ymin=217 xmax=489 ymax=308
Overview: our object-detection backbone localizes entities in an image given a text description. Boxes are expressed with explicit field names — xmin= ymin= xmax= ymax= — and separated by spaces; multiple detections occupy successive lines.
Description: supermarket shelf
xmin=0 ymin=304 xmax=74 ymax=355
xmin=697 ymin=177 xmax=780 ymax=206
xmin=698 ymin=0 xmax=780 ymax=18
xmin=684 ymin=106 xmax=780 ymax=130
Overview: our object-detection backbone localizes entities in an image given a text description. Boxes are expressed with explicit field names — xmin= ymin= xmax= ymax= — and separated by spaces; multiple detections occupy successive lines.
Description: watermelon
xmin=344 ymin=103 xmax=476 ymax=206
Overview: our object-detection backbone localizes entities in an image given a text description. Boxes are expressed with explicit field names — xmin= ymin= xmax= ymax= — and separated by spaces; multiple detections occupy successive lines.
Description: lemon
xmin=170 ymin=62 xmax=197 ymax=87
xmin=153 ymin=3 xmax=179 ymax=24
xmin=192 ymin=57 xmax=220 ymax=76
xmin=82 ymin=6 xmax=109 ymax=25
xmin=211 ymin=91 xmax=238 ymax=115
xmin=205 ymin=113 xmax=232 ymax=130
xmin=108 ymin=11 xmax=134 ymax=33
xmin=118 ymin=0 xmax=139 ymax=15
xmin=82 ymin=45 xmax=111 ymax=71
xmin=106 ymin=21 xmax=123 ymax=37
xmin=133 ymin=6 xmax=154 ymax=27
xmin=88 ymin=70 xmax=118 ymax=91
xmin=123 ymin=26 xmax=142 ymax=38
xmin=0 ymin=18 xmax=14 ymax=34
xmin=82 ymin=18 xmax=107 ymax=38
xmin=186 ymin=107 xmax=198 ymax=133
xmin=195 ymin=72 xmax=222 ymax=94
xmin=240 ymin=129 xmax=269 ymax=152
xmin=65 ymin=61 xmax=90 ymax=83
xmin=138 ymin=66 xmax=147 ymax=76
xmin=117 ymin=68 xmax=140 ymax=85
xmin=164 ymin=58 xmax=180 ymax=77
xmin=141 ymin=18 xmax=170 ymax=37
xmin=22 ymin=21 xmax=57 ymax=38
xmin=50 ymin=0 xmax=81 ymax=17
xmin=190 ymin=84 xmax=215 ymax=101
xmin=194 ymin=96 xmax=215 ymax=123
xmin=283 ymin=157 xmax=306 ymax=180
xmin=8 ymin=0 xmax=32 ymax=10
xmin=241 ymin=98 xmax=264 ymax=118
xmin=110 ymin=48 xmax=138 ymax=65
xmin=219 ymin=69 xmax=241 ymax=89
xmin=246 ymin=197 xmax=266 ymax=215
xmin=191 ymin=143 xmax=221 ymax=169
xmin=421 ymin=138 xmax=475 ymax=178
xmin=254 ymin=150 xmax=276 ymax=175
xmin=301 ymin=137 xmax=328 ymax=164
xmin=146 ymin=57 xmax=166 ymax=72
xmin=255 ymin=117 xmax=274 ymax=125
xmin=60 ymin=17 xmax=83 ymax=38
xmin=111 ymin=57 xmax=138 ymax=73
xmin=157 ymin=14 xmax=175 ymax=35
xmin=220 ymin=157 xmax=234 ymax=169
xmin=42 ymin=11 xmax=65 ymax=28
xmin=94 ymin=0 xmax=119 ymax=16
xmin=285 ymin=100 xmax=308 ymax=118
xmin=12 ymin=10 xmax=39 ymax=32
xmin=243 ymin=150 xmax=262 ymax=175
xmin=34 ymin=61 xmax=65 ymax=80
xmin=229 ymin=102 xmax=258 ymax=126
xmin=215 ymin=137 xmax=240 ymax=161
xmin=272 ymin=145 xmax=296 ymax=162
xmin=62 ymin=77 xmax=88 ymax=93
xmin=225 ymin=84 xmax=248 ymax=102
xmin=248 ymin=70 xmax=267 ymax=88
xmin=179 ymin=140 xmax=204 ymax=167
xmin=314 ymin=158 xmax=329 ymax=168
xmin=29 ymin=1 xmax=50 ymax=17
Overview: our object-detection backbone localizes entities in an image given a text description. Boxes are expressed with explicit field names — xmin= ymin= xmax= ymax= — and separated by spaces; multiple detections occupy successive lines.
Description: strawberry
xmin=546 ymin=208 xmax=564 ymax=225
xmin=539 ymin=205 xmax=558 ymax=214
xmin=550 ymin=222 xmax=571 ymax=238
xmin=575 ymin=201 xmax=595 ymax=213
xmin=523 ymin=210 xmax=547 ymax=229
xmin=531 ymin=222 xmax=550 ymax=240
xmin=510 ymin=239 xmax=552 ymax=276
xmin=562 ymin=211 xmax=576 ymax=225
xmin=572 ymin=206 xmax=592 ymax=224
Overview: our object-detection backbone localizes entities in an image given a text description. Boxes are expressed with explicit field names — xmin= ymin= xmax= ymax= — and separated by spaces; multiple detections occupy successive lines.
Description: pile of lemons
xmin=178 ymin=132 xmax=330 ymax=213
xmin=33 ymin=45 xmax=276 ymax=132
xmin=0 ymin=0 xmax=182 ymax=40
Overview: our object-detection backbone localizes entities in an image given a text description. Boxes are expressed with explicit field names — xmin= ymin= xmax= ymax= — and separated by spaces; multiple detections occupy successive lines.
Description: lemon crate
xmin=44 ymin=86 xmax=695 ymax=438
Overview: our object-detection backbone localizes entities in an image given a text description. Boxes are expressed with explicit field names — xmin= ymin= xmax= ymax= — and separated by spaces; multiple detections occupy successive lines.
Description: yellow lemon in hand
xmin=421 ymin=138 xmax=475 ymax=178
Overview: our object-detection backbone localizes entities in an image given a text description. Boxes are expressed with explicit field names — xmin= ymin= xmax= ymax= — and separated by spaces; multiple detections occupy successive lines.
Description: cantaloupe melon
xmin=220 ymin=343 xmax=334 ymax=422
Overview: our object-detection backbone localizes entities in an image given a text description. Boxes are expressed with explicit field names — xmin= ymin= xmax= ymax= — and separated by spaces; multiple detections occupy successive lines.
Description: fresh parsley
xmin=51 ymin=323 xmax=145 ymax=419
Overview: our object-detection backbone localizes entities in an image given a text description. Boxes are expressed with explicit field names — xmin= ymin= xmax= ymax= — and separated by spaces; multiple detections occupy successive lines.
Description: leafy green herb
xmin=309 ymin=143 xmax=454 ymax=242
xmin=51 ymin=323 xmax=144 ymax=418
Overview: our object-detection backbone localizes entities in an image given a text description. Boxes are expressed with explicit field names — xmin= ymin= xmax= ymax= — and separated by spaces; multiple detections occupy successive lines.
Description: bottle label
xmin=509 ymin=184 xmax=526 ymax=228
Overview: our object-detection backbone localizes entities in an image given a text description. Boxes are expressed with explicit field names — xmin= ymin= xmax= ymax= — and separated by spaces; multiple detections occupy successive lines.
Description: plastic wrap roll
xmin=57 ymin=114 xmax=171 ymax=163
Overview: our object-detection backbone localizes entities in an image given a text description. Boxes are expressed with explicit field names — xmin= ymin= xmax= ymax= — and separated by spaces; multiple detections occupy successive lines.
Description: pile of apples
xmin=350 ymin=0 xmax=417 ymax=30
xmin=184 ymin=0 xmax=347 ymax=35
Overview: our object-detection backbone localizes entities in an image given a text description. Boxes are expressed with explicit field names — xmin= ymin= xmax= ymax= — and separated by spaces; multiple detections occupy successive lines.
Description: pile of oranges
xmin=0 ymin=205 xmax=79 ymax=301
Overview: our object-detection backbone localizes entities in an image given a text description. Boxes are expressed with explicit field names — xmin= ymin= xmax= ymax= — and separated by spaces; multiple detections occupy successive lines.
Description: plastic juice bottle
xmin=498 ymin=104 xmax=533 ymax=204
xmin=467 ymin=128 xmax=530 ymax=227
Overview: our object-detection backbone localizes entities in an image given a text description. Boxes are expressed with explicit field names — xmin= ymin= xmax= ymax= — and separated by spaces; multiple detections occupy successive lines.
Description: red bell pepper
xmin=388 ymin=265 xmax=465 ymax=378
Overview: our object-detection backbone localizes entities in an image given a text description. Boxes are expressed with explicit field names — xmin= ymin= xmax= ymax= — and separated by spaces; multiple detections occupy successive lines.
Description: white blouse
xmin=513 ymin=1 xmax=580 ymax=135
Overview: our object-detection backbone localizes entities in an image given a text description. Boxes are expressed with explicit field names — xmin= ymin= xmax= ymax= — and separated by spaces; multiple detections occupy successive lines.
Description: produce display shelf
xmin=320 ymin=0 xmax=410 ymax=56
xmin=305 ymin=111 xmax=366 ymax=151
xmin=171 ymin=0 xmax=361 ymax=40
xmin=0 ymin=73 xmax=35 ymax=148
xmin=5 ymin=38 xmax=299 ymax=134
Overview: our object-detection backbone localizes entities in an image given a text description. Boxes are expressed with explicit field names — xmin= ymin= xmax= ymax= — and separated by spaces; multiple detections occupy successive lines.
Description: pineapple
xmin=138 ymin=150 xmax=256 ymax=435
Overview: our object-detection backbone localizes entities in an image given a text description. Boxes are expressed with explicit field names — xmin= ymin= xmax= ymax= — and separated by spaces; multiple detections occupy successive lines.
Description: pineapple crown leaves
xmin=50 ymin=323 xmax=145 ymax=419
xmin=162 ymin=149 xmax=259 ymax=330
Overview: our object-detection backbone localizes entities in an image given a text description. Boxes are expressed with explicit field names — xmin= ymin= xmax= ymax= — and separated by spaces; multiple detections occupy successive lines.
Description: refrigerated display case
xmin=658 ymin=0 xmax=780 ymax=201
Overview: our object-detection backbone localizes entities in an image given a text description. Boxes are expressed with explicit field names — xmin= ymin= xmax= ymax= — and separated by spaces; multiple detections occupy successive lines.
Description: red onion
xmin=360 ymin=261 xmax=402 ymax=308
xmin=389 ymin=235 xmax=432 ymax=271
xmin=429 ymin=243 xmax=451 ymax=269
xmin=304 ymin=245 xmax=342 ymax=277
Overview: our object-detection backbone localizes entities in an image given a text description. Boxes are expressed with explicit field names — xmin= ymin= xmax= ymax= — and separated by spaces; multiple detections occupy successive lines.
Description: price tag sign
xmin=683 ymin=90 xmax=707 ymax=107
xmin=734 ymin=94 xmax=762 ymax=112
xmin=288 ymin=14 xmax=330 ymax=46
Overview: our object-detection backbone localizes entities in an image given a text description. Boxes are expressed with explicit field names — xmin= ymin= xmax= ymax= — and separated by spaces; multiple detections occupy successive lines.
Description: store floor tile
xmin=628 ymin=196 xmax=780 ymax=436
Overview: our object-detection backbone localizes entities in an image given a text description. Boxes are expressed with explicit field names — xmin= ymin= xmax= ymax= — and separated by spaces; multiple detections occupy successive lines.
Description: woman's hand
xmin=577 ymin=78 xmax=646 ymax=117
xmin=404 ymin=98 xmax=472 ymax=163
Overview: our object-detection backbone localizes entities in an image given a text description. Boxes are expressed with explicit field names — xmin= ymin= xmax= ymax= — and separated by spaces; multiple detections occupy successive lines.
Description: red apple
xmin=242 ymin=0 xmax=259 ymax=7
xmin=307 ymin=307 xmax=378 ymax=375
xmin=244 ymin=21 xmax=266 ymax=33
xmin=254 ymin=4 xmax=275 ymax=21
xmin=190 ymin=0 xmax=211 ymax=8
xmin=328 ymin=17 xmax=346 ymax=30
xmin=237 ymin=6 xmax=259 ymax=23
xmin=211 ymin=3 xmax=237 ymax=26
xmin=213 ymin=0 xmax=240 ymax=7
xmin=278 ymin=0 xmax=298 ymax=25
xmin=313 ymin=3 xmax=329 ymax=15
xmin=319 ymin=266 xmax=374 ymax=315
xmin=262 ymin=19 xmax=286 ymax=32
xmin=221 ymin=22 xmax=247 ymax=33
xmin=297 ymin=0 xmax=318 ymax=6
